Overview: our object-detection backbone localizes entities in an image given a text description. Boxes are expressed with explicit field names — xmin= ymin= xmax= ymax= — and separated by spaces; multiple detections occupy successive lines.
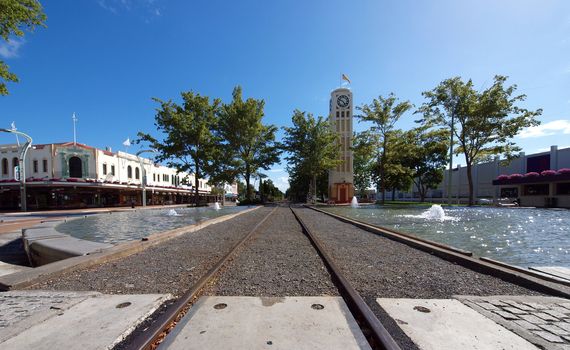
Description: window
xmin=111 ymin=165 xmax=115 ymax=176
xmin=135 ymin=167 xmax=140 ymax=180
xmin=524 ymin=184 xmax=549 ymax=196
xmin=43 ymin=159 xmax=48 ymax=173
xmin=557 ymin=183 xmax=570 ymax=195
xmin=501 ymin=187 xmax=518 ymax=198
xmin=102 ymin=164 xmax=107 ymax=175
xmin=33 ymin=160 xmax=38 ymax=173
xmin=1 ymin=158 xmax=7 ymax=175
xmin=127 ymin=166 xmax=132 ymax=179
xmin=12 ymin=157 xmax=18 ymax=170
xmin=69 ymin=157 xmax=82 ymax=178
xmin=336 ymin=111 xmax=339 ymax=119
xmin=153 ymin=173 xmax=156 ymax=182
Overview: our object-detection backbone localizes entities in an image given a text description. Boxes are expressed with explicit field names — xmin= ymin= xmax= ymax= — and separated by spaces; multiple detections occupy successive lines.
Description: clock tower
xmin=328 ymin=87 xmax=354 ymax=203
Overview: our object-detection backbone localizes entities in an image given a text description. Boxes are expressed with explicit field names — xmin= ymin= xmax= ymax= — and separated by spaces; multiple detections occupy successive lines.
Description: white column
xmin=550 ymin=145 xmax=558 ymax=170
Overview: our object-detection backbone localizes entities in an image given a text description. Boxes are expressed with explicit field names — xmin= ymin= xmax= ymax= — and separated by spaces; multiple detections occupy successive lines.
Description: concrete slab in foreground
xmin=0 ymin=290 xmax=171 ymax=350
xmin=377 ymin=298 xmax=538 ymax=350
xmin=161 ymin=296 xmax=371 ymax=350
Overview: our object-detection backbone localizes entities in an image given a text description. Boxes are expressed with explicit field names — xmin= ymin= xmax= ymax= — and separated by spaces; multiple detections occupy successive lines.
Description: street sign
xmin=14 ymin=165 xmax=20 ymax=181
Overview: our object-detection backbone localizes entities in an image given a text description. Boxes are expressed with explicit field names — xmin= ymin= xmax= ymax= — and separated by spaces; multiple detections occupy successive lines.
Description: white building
xmin=0 ymin=141 xmax=227 ymax=210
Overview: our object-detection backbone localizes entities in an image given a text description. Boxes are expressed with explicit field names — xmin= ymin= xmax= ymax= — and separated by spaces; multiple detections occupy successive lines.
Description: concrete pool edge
xmin=307 ymin=205 xmax=570 ymax=298
xmin=0 ymin=206 xmax=261 ymax=291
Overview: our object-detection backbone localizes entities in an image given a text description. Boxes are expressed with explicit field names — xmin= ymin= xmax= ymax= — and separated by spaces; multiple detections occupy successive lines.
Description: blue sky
xmin=0 ymin=0 xmax=569 ymax=191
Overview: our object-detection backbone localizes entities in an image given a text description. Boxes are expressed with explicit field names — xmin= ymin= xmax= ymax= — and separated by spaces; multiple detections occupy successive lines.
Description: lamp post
xmin=0 ymin=128 xmax=32 ymax=211
xmin=136 ymin=149 xmax=156 ymax=207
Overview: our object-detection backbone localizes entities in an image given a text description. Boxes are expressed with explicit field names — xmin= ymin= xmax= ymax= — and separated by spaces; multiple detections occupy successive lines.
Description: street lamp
xmin=136 ymin=149 xmax=156 ymax=207
xmin=0 ymin=128 xmax=32 ymax=211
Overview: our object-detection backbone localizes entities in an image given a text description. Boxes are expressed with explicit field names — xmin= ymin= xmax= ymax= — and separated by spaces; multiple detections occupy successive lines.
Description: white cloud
xmin=98 ymin=0 xmax=161 ymax=17
xmin=266 ymin=168 xmax=284 ymax=173
xmin=0 ymin=38 xmax=25 ymax=59
xmin=272 ymin=176 xmax=290 ymax=193
xmin=518 ymin=119 xmax=570 ymax=138
xmin=537 ymin=145 xmax=570 ymax=152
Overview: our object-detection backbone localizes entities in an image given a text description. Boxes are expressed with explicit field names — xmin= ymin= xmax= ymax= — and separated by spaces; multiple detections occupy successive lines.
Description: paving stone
xmin=538 ymin=324 xmax=570 ymax=336
xmin=475 ymin=302 xmax=499 ymax=311
xmin=489 ymin=300 xmax=509 ymax=307
xmin=514 ymin=320 xmax=541 ymax=331
xmin=492 ymin=310 xmax=519 ymax=320
xmin=562 ymin=335 xmax=570 ymax=342
xmin=554 ymin=322 xmax=570 ymax=333
xmin=557 ymin=303 xmax=570 ymax=311
xmin=534 ymin=312 xmax=560 ymax=322
xmin=542 ymin=309 xmax=569 ymax=320
xmin=504 ymin=306 xmax=529 ymax=315
xmin=523 ymin=302 xmax=549 ymax=310
xmin=502 ymin=300 xmax=535 ymax=312
xmin=550 ymin=306 xmax=570 ymax=317
xmin=519 ymin=314 xmax=548 ymax=325
xmin=533 ymin=330 xmax=565 ymax=343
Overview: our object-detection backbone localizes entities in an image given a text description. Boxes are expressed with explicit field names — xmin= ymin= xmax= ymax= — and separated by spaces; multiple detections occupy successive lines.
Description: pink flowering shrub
xmin=558 ymin=168 xmax=570 ymax=175
xmin=509 ymin=174 xmax=523 ymax=179
xmin=497 ymin=175 xmax=509 ymax=180
xmin=541 ymin=170 xmax=557 ymax=176
xmin=524 ymin=172 xmax=540 ymax=177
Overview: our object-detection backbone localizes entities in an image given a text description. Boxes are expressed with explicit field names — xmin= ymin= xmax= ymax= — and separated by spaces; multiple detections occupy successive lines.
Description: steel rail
xmin=290 ymin=207 xmax=401 ymax=350
xmin=308 ymin=205 xmax=570 ymax=298
xmin=124 ymin=206 xmax=277 ymax=350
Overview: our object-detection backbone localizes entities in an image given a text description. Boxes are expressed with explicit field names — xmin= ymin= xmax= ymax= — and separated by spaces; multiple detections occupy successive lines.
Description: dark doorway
xmin=69 ymin=157 xmax=82 ymax=178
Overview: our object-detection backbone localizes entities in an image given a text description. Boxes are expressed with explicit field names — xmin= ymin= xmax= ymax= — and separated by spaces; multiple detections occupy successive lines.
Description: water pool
xmin=56 ymin=206 xmax=249 ymax=244
xmin=323 ymin=205 xmax=570 ymax=268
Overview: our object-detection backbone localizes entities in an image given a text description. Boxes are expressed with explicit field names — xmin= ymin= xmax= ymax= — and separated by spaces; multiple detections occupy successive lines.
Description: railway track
xmin=120 ymin=204 xmax=402 ymax=350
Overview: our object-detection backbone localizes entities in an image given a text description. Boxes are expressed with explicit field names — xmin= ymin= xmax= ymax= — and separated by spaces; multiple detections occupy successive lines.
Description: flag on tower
xmin=122 ymin=138 xmax=131 ymax=147
xmin=341 ymin=74 xmax=351 ymax=84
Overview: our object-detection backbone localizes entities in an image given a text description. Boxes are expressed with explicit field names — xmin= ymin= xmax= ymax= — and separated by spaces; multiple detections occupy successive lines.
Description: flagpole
xmin=11 ymin=122 xmax=20 ymax=146
xmin=72 ymin=113 xmax=78 ymax=146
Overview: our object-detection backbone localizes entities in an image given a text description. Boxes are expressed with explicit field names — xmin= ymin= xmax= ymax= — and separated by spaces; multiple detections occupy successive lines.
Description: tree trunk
xmin=245 ymin=170 xmax=252 ymax=201
xmin=310 ymin=175 xmax=317 ymax=204
xmin=392 ymin=187 xmax=395 ymax=201
xmin=466 ymin=162 xmax=474 ymax=206
xmin=194 ymin=169 xmax=200 ymax=206
xmin=380 ymin=143 xmax=386 ymax=205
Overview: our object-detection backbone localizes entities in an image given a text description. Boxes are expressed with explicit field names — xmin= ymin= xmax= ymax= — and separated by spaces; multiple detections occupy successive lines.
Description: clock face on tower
xmin=337 ymin=95 xmax=349 ymax=108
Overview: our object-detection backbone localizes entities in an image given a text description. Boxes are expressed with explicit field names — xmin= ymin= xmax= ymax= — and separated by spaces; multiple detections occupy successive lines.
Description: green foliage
xmin=259 ymin=179 xmax=283 ymax=202
xmin=0 ymin=0 xmax=46 ymax=95
xmin=419 ymin=75 xmax=542 ymax=205
xmin=216 ymin=86 xmax=281 ymax=201
xmin=283 ymin=110 xmax=341 ymax=202
xmin=137 ymin=91 xmax=220 ymax=203
xmin=357 ymin=93 xmax=412 ymax=204
xmin=352 ymin=131 xmax=378 ymax=196
xmin=398 ymin=127 xmax=449 ymax=201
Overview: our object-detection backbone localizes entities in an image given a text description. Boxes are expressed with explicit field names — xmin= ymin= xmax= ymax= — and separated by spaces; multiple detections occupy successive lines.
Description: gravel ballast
xmin=26 ymin=207 xmax=273 ymax=297
xmin=204 ymin=206 xmax=338 ymax=297
xmin=293 ymin=206 xmax=545 ymax=349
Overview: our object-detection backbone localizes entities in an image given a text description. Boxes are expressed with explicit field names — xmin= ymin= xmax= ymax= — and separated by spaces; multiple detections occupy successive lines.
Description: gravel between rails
xmin=204 ymin=206 xmax=338 ymax=297
xmin=25 ymin=207 xmax=274 ymax=297
xmin=294 ymin=207 xmax=544 ymax=350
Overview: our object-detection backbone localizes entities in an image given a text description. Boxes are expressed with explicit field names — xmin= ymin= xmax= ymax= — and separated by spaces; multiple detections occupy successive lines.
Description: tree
xmin=138 ymin=91 xmax=220 ymax=205
xmin=0 ymin=0 xmax=46 ymax=95
xmin=217 ymin=86 xmax=281 ymax=201
xmin=398 ymin=127 xmax=449 ymax=202
xmin=419 ymin=75 xmax=542 ymax=205
xmin=260 ymin=179 xmax=283 ymax=202
xmin=283 ymin=110 xmax=341 ymax=203
xmin=357 ymin=93 xmax=412 ymax=204
xmin=352 ymin=131 xmax=378 ymax=197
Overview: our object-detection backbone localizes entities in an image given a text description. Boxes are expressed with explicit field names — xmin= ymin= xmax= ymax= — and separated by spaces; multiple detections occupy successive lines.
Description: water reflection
xmin=324 ymin=205 xmax=570 ymax=268
xmin=56 ymin=206 xmax=247 ymax=244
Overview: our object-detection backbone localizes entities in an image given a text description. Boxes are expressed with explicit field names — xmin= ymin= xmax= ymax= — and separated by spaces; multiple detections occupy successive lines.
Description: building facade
xmin=397 ymin=145 xmax=570 ymax=208
xmin=0 ymin=142 xmax=225 ymax=210
xmin=328 ymin=87 xmax=354 ymax=203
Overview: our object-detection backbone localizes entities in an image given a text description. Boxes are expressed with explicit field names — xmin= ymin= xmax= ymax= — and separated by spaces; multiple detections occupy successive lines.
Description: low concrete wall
xmin=22 ymin=222 xmax=113 ymax=267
